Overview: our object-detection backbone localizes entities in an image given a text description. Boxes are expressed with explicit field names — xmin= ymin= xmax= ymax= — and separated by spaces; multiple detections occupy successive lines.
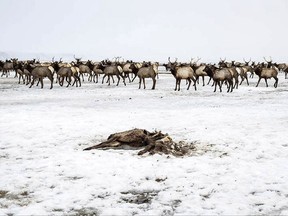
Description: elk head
xmin=74 ymin=55 xmax=82 ymax=65
xmin=243 ymin=58 xmax=251 ymax=66
xmin=218 ymin=57 xmax=227 ymax=68
xmin=263 ymin=56 xmax=273 ymax=68
xmin=167 ymin=57 xmax=178 ymax=69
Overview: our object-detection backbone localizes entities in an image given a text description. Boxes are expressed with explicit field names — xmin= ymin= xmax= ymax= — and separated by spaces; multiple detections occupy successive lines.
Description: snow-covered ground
xmin=1 ymin=72 xmax=288 ymax=215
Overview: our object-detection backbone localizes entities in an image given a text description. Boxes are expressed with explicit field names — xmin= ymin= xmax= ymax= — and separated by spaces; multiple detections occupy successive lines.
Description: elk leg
xmin=207 ymin=77 xmax=212 ymax=85
xmin=256 ymin=77 xmax=261 ymax=87
xmin=187 ymin=78 xmax=191 ymax=90
xmin=174 ymin=79 xmax=178 ymax=91
xmin=264 ymin=78 xmax=268 ymax=87
xmin=29 ymin=78 xmax=35 ymax=88
xmin=116 ymin=75 xmax=121 ymax=86
xmin=196 ymin=76 xmax=199 ymax=84
xmin=240 ymin=76 xmax=244 ymax=85
xmin=138 ymin=143 xmax=155 ymax=155
xmin=84 ymin=136 xmax=122 ymax=150
xmin=152 ymin=78 xmax=156 ymax=90
xmin=143 ymin=78 xmax=146 ymax=89
xmin=274 ymin=77 xmax=278 ymax=88
xmin=192 ymin=77 xmax=197 ymax=91
xmin=213 ymin=81 xmax=217 ymax=92
xmin=245 ymin=74 xmax=249 ymax=86
xmin=60 ymin=77 xmax=64 ymax=86
xmin=202 ymin=76 xmax=205 ymax=86
xmin=178 ymin=79 xmax=181 ymax=91
xmin=139 ymin=77 xmax=142 ymax=89
xmin=126 ymin=73 xmax=131 ymax=83
xmin=132 ymin=74 xmax=137 ymax=82
xmin=120 ymin=74 xmax=126 ymax=86
xmin=102 ymin=75 xmax=106 ymax=84
xmin=219 ymin=81 xmax=222 ymax=92
xmin=66 ymin=76 xmax=71 ymax=87
xmin=235 ymin=78 xmax=238 ymax=89
xmin=229 ymin=80 xmax=233 ymax=92
xmin=78 ymin=75 xmax=81 ymax=87
xmin=95 ymin=74 xmax=98 ymax=83
xmin=40 ymin=78 xmax=44 ymax=89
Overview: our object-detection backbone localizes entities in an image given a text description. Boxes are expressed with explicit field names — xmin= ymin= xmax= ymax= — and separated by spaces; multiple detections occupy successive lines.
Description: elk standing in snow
xmin=254 ymin=64 xmax=278 ymax=88
xmin=166 ymin=57 xmax=197 ymax=91
xmin=129 ymin=62 xmax=158 ymax=89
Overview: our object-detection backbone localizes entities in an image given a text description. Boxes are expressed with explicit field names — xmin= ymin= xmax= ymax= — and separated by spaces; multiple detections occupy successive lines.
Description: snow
xmin=1 ymin=73 xmax=288 ymax=215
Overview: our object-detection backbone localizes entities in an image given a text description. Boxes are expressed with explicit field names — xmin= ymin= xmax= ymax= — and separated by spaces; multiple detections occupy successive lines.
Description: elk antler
xmin=195 ymin=56 xmax=201 ymax=63
xmin=74 ymin=55 xmax=82 ymax=61
xmin=168 ymin=57 xmax=177 ymax=64
xmin=190 ymin=58 xmax=194 ymax=64
xmin=52 ymin=56 xmax=55 ymax=62
xmin=243 ymin=58 xmax=251 ymax=64
xmin=263 ymin=57 xmax=272 ymax=63
xmin=220 ymin=57 xmax=226 ymax=62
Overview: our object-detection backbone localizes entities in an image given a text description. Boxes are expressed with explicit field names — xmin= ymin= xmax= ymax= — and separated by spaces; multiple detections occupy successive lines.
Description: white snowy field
xmin=0 ymin=72 xmax=288 ymax=215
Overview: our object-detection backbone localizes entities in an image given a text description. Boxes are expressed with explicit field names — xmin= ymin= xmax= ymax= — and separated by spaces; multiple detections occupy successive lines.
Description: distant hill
xmin=0 ymin=51 xmax=75 ymax=61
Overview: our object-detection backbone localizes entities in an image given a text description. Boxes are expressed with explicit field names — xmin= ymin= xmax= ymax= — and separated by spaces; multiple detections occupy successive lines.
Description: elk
xmin=13 ymin=61 xmax=26 ymax=84
xmin=91 ymin=61 xmax=105 ymax=83
xmin=56 ymin=65 xmax=81 ymax=87
xmin=1 ymin=59 xmax=15 ymax=77
xmin=218 ymin=58 xmax=239 ymax=89
xmin=122 ymin=60 xmax=135 ymax=82
xmin=73 ymin=56 xmax=93 ymax=82
xmin=190 ymin=57 xmax=208 ymax=86
xmin=284 ymin=67 xmax=288 ymax=79
xmin=0 ymin=61 xmax=4 ymax=75
xmin=27 ymin=61 xmax=59 ymax=89
xmin=83 ymin=129 xmax=166 ymax=151
xmin=129 ymin=63 xmax=158 ymax=89
xmin=238 ymin=58 xmax=253 ymax=85
xmin=166 ymin=57 xmax=197 ymax=91
xmin=277 ymin=63 xmax=287 ymax=72
xmin=101 ymin=61 xmax=126 ymax=86
xmin=203 ymin=65 xmax=233 ymax=92
xmin=254 ymin=64 xmax=278 ymax=88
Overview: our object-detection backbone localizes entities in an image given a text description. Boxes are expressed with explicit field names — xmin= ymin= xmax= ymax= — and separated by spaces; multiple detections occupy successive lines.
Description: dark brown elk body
xmin=218 ymin=59 xmax=239 ymax=89
xmin=57 ymin=66 xmax=81 ymax=87
xmin=1 ymin=60 xmax=14 ymax=77
xmin=102 ymin=63 xmax=126 ymax=86
xmin=92 ymin=62 xmax=105 ymax=83
xmin=204 ymin=65 xmax=233 ymax=93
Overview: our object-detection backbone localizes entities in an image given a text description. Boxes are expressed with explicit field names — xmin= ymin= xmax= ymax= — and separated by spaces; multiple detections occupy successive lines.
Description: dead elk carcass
xmin=83 ymin=129 xmax=192 ymax=156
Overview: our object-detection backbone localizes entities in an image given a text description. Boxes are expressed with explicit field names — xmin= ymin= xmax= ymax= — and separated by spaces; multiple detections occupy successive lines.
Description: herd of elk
xmin=0 ymin=56 xmax=286 ymax=91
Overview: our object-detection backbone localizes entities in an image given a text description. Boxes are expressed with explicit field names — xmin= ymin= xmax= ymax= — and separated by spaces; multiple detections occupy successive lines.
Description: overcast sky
xmin=0 ymin=0 xmax=288 ymax=62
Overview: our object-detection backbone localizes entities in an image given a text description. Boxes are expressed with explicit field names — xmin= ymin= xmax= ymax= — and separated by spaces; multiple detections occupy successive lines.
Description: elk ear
xmin=143 ymin=129 xmax=148 ymax=135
